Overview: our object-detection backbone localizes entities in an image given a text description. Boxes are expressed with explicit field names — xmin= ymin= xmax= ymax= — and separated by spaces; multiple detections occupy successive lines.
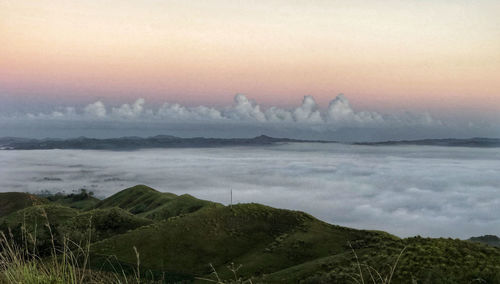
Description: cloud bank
xmin=1 ymin=144 xmax=499 ymax=238
xmin=2 ymin=94 xmax=497 ymax=141
xmin=17 ymin=94 xmax=441 ymax=128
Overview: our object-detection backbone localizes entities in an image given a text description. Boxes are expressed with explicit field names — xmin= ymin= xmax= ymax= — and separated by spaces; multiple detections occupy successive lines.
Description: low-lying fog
xmin=1 ymin=143 xmax=499 ymax=239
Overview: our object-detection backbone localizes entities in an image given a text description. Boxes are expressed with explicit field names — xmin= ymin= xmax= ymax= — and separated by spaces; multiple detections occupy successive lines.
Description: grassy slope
xmin=2 ymin=185 xmax=500 ymax=283
xmin=60 ymin=207 xmax=154 ymax=244
xmin=142 ymin=193 xmax=221 ymax=220
xmin=0 ymin=204 xmax=79 ymax=228
xmin=91 ymin=203 xmax=390 ymax=280
xmin=48 ymin=194 xmax=100 ymax=211
xmin=261 ymin=237 xmax=500 ymax=283
xmin=90 ymin=188 xmax=500 ymax=283
xmin=95 ymin=184 xmax=218 ymax=220
xmin=0 ymin=192 xmax=47 ymax=217
xmin=0 ymin=204 xmax=80 ymax=255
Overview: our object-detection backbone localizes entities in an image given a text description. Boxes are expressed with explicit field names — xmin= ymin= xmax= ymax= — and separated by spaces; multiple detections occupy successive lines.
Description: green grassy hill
xmin=90 ymin=203 xmax=397 ymax=280
xmin=90 ymin=200 xmax=500 ymax=283
xmin=1 ymin=185 xmax=500 ymax=283
xmin=95 ymin=184 xmax=219 ymax=219
xmin=142 ymin=193 xmax=221 ymax=220
xmin=0 ymin=192 xmax=47 ymax=217
xmin=44 ymin=189 xmax=100 ymax=210
xmin=60 ymin=207 xmax=154 ymax=244
xmin=261 ymin=236 xmax=500 ymax=283
xmin=0 ymin=204 xmax=79 ymax=229
xmin=94 ymin=185 xmax=177 ymax=214
xmin=0 ymin=204 xmax=79 ymax=255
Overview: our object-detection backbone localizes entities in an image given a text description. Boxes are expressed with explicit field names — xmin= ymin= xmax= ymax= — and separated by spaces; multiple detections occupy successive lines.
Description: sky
xmin=2 ymin=144 xmax=500 ymax=238
xmin=1 ymin=0 xmax=500 ymax=139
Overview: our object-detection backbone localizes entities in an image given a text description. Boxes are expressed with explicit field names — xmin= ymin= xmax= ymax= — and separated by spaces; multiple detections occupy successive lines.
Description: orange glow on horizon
xmin=1 ymin=0 xmax=499 ymax=115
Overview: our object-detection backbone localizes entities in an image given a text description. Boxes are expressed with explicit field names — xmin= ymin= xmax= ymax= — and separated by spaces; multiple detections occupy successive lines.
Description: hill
xmin=42 ymin=189 xmax=100 ymax=210
xmin=469 ymin=235 xmax=500 ymax=247
xmin=94 ymin=185 xmax=177 ymax=213
xmin=0 ymin=135 xmax=331 ymax=150
xmin=1 ymin=185 xmax=500 ymax=283
xmin=0 ymin=204 xmax=80 ymax=255
xmin=260 ymin=236 xmax=500 ymax=283
xmin=61 ymin=207 xmax=154 ymax=244
xmin=0 ymin=192 xmax=47 ymax=217
xmin=95 ymin=184 xmax=219 ymax=219
xmin=91 ymin=203 xmax=380 ymax=280
xmin=356 ymin=137 xmax=500 ymax=148
xmin=90 ymin=201 xmax=500 ymax=283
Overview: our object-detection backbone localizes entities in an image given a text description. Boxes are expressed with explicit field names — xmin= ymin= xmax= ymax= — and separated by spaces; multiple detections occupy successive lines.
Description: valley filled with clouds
xmin=1 ymin=143 xmax=499 ymax=238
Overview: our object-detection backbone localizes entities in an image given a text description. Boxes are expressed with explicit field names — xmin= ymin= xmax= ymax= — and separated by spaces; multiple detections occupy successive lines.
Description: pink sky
xmin=1 ymin=0 xmax=499 ymax=117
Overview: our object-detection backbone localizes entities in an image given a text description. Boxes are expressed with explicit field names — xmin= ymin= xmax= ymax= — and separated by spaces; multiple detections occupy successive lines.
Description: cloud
xmin=326 ymin=94 xmax=384 ymax=126
xmin=1 ymin=144 xmax=499 ymax=238
xmin=225 ymin=94 xmax=267 ymax=122
xmin=14 ymin=94 xmax=441 ymax=128
xmin=292 ymin=95 xmax=323 ymax=123
xmin=84 ymin=101 xmax=106 ymax=118
xmin=9 ymin=93 xmax=493 ymax=141
xmin=157 ymin=102 xmax=223 ymax=121
xmin=111 ymin=98 xmax=145 ymax=119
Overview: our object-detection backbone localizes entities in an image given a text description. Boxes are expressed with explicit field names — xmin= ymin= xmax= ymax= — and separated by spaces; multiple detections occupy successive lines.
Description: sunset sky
xmin=1 ymin=0 xmax=499 ymax=139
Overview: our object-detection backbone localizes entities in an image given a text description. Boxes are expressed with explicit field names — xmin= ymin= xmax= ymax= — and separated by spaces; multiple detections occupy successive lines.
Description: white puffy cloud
xmin=326 ymin=94 xmax=384 ymax=126
xmin=25 ymin=107 xmax=78 ymax=120
xmin=293 ymin=95 xmax=323 ymax=123
xmin=265 ymin=107 xmax=294 ymax=122
xmin=84 ymin=101 xmax=107 ymax=118
xmin=157 ymin=103 xmax=223 ymax=121
xmin=111 ymin=98 xmax=145 ymax=119
xmin=225 ymin=94 xmax=267 ymax=122
xmin=13 ymin=94 xmax=445 ymax=133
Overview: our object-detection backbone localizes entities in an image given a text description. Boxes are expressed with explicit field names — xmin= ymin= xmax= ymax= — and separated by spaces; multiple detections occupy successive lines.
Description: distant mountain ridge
xmin=469 ymin=235 xmax=500 ymax=247
xmin=0 ymin=135 xmax=330 ymax=150
xmin=356 ymin=137 xmax=500 ymax=148
xmin=1 ymin=135 xmax=499 ymax=150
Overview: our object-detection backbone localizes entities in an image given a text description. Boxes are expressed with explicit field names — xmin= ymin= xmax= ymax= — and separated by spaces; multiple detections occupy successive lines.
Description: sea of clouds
xmin=1 ymin=143 xmax=499 ymax=238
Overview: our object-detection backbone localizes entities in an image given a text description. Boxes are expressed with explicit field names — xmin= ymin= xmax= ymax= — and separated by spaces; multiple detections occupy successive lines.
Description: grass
xmin=0 ymin=205 xmax=97 ymax=284
xmin=90 ymin=202 xmax=398 ymax=280
xmin=95 ymin=185 xmax=219 ymax=220
xmin=1 ymin=185 xmax=500 ymax=283
xmin=0 ymin=205 xmax=145 ymax=284
xmin=0 ymin=193 xmax=47 ymax=217
xmin=94 ymin=185 xmax=178 ymax=215
xmin=61 ymin=207 xmax=153 ymax=244
xmin=42 ymin=189 xmax=100 ymax=211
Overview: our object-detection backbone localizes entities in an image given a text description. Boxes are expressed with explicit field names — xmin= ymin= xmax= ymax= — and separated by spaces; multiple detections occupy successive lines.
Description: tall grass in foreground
xmin=348 ymin=242 xmax=406 ymax=284
xmin=0 ymin=230 xmax=90 ymax=283
xmin=0 ymin=206 xmax=142 ymax=284
xmin=196 ymin=262 xmax=254 ymax=284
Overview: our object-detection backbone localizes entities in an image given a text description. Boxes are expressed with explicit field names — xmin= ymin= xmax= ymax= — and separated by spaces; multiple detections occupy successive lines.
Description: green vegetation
xmin=1 ymin=185 xmax=500 ymax=283
xmin=95 ymin=184 xmax=220 ymax=219
xmin=43 ymin=189 xmax=100 ymax=210
xmin=0 ymin=204 xmax=79 ymax=256
xmin=469 ymin=235 xmax=500 ymax=248
xmin=61 ymin=207 xmax=154 ymax=244
xmin=94 ymin=185 xmax=177 ymax=214
xmin=0 ymin=192 xmax=47 ymax=217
